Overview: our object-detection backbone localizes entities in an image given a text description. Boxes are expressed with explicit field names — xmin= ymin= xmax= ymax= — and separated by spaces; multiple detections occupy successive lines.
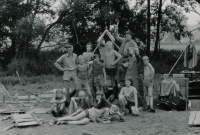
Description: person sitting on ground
xmin=49 ymin=104 xmax=124 ymax=125
xmin=76 ymin=55 xmax=93 ymax=105
xmin=116 ymin=59 xmax=128 ymax=92
xmin=118 ymin=76 xmax=139 ymax=116
xmin=89 ymin=54 xmax=107 ymax=98
xmin=83 ymin=42 xmax=94 ymax=63
xmin=68 ymin=91 xmax=90 ymax=116
xmin=142 ymin=56 xmax=155 ymax=112
xmin=93 ymin=91 xmax=112 ymax=109
xmin=50 ymin=89 xmax=67 ymax=117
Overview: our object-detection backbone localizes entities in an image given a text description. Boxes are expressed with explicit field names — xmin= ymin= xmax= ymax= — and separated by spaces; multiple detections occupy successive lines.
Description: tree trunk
xmin=154 ymin=0 xmax=162 ymax=56
xmin=147 ymin=0 xmax=151 ymax=57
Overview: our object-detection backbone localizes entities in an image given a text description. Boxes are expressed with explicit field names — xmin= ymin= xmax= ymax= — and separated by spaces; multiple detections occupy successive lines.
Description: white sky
xmin=128 ymin=0 xmax=200 ymax=25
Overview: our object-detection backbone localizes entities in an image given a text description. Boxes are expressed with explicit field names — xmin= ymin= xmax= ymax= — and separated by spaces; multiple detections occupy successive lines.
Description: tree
xmin=150 ymin=1 xmax=190 ymax=56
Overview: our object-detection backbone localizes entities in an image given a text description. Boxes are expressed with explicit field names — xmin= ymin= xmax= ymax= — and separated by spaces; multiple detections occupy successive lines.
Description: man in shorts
xmin=55 ymin=44 xmax=78 ymax=105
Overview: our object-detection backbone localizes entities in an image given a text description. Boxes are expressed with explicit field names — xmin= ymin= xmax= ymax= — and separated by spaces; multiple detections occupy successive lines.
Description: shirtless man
xmin=142 ymin=56 xmax=155 ymax=112
xmin=97 ymin=29 xmax=115 ymax=62
xmin=105 ymin=41 xmax=122 ymax=100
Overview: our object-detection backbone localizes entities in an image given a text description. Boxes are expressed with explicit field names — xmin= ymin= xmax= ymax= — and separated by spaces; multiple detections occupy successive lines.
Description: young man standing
xmin=114 ymin=26 xmax=139 ymax=62
xmin=55 ymin=44 xmax=78 ymax=105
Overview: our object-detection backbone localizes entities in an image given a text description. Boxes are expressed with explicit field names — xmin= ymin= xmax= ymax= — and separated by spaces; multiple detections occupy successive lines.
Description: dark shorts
xmin=94 ymin=75 xmax=104 ymax=87
xmin=125 ymin=100 xmax=135 ymax=109
xmin=106 ymin=68 xmax=116 ymax=76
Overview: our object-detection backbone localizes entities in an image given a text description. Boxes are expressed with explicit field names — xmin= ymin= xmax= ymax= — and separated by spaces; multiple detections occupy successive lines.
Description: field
xmin=0 ymin=44 xmax=200 ymax=135
xmin=151 ymin=43 xmax=200 ymax=51
xmin=0 ymin=75 xmax=200 ymax=135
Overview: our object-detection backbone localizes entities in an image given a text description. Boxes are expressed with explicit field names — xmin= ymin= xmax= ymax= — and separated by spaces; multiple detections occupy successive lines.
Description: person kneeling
xmin=118 ymin=76 xmax=139 ymax=116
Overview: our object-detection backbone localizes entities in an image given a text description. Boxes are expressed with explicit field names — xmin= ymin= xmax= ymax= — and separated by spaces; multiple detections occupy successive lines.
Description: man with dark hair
xmin=55 ymin=44 xmax=78 ymax=106
xmin=114 ymin=27 xmax=139 ymax=59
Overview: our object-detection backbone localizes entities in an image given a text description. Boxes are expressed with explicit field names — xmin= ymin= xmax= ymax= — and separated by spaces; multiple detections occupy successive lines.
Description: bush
xmin=6 ymin=50 xmax=63 ymax=76
xmin=150 ymin=49 xmax=200 ymax=74
xmin=5 ymin=48 xmax=200 ymax=76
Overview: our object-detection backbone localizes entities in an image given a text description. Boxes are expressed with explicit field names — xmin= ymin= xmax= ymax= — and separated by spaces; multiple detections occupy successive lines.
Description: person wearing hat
xmin=55 ymin=44 xmax=78 ymax=105
xmin=114 ymin=26 xmax=140 ymax=63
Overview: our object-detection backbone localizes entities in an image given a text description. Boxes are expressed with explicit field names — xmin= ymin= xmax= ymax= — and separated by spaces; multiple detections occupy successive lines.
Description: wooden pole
xmin=0 ymin=82 xmax=13 ymax=101
xmin=167 ymin=44 xmax=189 ymax=77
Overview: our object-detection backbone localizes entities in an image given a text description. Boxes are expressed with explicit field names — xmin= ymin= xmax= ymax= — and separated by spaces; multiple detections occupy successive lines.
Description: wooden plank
xmin=11 ymin=113 xmax=40 ymax=127
xmin=12 ymin=114 xmax=32 ymax=120
xmin=28 ymin=108 xmax=52 ymax=114
xmin=193 ymin=111 xmax=200 ymax=126
xmin=0 ymin=82 xmax=14 ymax=101
xmin=17 ymin=119 xmax=35 ymax=123
xmin=188 ymin=111 xmax=197 ymax=126
xmin=17 ymin=95 xmax=38 ymax=100
xmin=17 ymin=121 xmax=39 ymax=126
xmin=30 ymin=113 xmax=41 ymax=125
xmin=39 ymin=94 xmax=54 ymax=98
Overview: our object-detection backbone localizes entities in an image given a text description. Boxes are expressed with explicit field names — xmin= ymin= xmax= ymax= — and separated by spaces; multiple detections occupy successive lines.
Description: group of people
xmin=49 ymin=26 xmax=155 ymax=125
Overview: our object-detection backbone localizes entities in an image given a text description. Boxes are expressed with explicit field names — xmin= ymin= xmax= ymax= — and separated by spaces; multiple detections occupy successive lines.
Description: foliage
xmin=6 ymin=49 xmax=64 ymax=76
xmin=151 ymin=2 xmax=190 ymax=42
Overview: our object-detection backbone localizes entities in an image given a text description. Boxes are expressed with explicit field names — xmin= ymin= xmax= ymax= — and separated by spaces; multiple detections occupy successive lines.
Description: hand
xmin=118 ymin=83 xmax=120 ymax=88
xmin=110 ymin=63 xmax=115 ymax=67
xmin=105 ymin=29 xmax=109 ymax=34
xmin=63 ymin=68 xmax=68 ymax=71
xmin=114 ymin=25 xmax=118 ymax=32
xmin=124 ymin=94 xmax=129 ymax=98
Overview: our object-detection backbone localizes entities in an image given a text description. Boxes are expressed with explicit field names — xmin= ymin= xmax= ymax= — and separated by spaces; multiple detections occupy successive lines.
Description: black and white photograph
xmin=0 ymin=0 xmax=200 ymax=134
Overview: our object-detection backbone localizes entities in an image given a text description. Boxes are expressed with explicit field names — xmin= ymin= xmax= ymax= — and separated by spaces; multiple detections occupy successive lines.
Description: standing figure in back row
xmin=142 ymin=56 xmax=155 ymax=112
xmin=105 ymin=41 xmax=122 ymax=100
xmin=83 ymin=43 xmax=94 ymax=63
xmin=55 ymin=44 xmax=78 ymax=106
xmin=114 ymin=26 xmax=139 ymax=63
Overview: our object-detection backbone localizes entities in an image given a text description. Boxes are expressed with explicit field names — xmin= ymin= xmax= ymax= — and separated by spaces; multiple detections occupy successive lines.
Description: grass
xmin=1 ymin=74 xmax=162 ymax=100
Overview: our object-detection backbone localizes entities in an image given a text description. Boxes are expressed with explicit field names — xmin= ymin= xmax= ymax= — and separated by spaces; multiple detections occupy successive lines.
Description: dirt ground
xmin=0 ymin=107 xmax=199 ymax=135
xmin=1 ymin=75 xmax=200 ymax=135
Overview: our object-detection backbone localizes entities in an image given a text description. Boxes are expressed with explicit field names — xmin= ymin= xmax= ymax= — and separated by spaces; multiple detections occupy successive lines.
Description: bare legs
xmin=144 ymin=85 xmax=155 ymax=112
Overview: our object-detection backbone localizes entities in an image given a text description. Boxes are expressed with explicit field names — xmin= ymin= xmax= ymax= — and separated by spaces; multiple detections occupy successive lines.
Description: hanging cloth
xmin=184 ymin=44 xmax=198 ymax=69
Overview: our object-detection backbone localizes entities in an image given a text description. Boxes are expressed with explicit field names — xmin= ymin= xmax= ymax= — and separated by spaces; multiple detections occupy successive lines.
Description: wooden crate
xmin=11 ymin=113 xmax=40 ymax=127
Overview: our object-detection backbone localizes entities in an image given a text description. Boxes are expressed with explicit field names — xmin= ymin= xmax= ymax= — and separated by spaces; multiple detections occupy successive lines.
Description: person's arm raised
xmin=97 ymin=30 xmax=107 ymax=43
xmin=114 ymin=26 xmax=125 ymax=43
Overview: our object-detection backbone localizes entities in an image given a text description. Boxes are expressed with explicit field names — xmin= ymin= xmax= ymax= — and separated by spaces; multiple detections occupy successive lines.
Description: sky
xmin=128 ymin=0 xmax=200 ymax=25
